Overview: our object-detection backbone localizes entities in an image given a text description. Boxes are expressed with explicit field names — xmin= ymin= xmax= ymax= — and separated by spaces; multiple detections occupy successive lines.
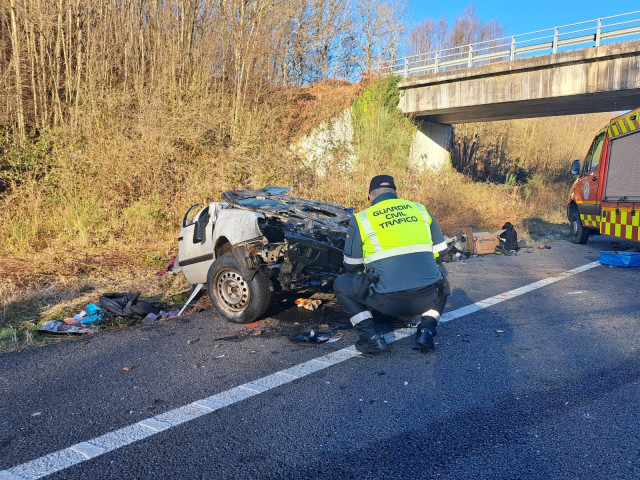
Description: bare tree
xmin=9 ymin=0 xmax=26 ymax=141
xmin=407 ymin=4 xmax=503 ymax=56
xmin=446 ymin=5 xmax=503 ymax=48
xmin=407 ymin=16 xmax=447 ymax=55
xmin=381 ymin=0 xmax=406 ymax=63
xmin=308 ymin=0 xmax=352 ymax=82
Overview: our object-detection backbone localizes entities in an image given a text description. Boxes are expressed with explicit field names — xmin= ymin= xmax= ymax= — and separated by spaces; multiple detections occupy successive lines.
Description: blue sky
xmin=406 ymin=1 xmax=638 ymax=37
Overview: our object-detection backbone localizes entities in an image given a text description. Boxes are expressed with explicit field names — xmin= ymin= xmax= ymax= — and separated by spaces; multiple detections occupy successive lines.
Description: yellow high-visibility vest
xmin=355 ymin=198 xmax=433 ymax=265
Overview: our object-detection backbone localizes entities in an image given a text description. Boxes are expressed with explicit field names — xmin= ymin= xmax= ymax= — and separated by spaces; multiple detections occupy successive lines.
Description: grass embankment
xmin=0 ymin=77 xmax=610 ymax=351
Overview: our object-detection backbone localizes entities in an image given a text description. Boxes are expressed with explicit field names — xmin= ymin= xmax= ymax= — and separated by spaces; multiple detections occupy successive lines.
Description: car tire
xmin=206 ymin=255 xmax=271 ymax=323
xmin=569 ymin=209 xmax=589 ymax=244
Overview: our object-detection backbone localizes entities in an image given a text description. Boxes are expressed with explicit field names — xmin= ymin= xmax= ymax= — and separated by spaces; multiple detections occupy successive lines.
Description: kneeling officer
xmin=334 ymin=175 xmax=450 ymax=354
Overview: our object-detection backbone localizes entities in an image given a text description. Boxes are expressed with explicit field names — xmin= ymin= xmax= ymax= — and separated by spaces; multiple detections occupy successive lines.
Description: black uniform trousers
xmin=334 ymin=272 xmax=446 ymax=322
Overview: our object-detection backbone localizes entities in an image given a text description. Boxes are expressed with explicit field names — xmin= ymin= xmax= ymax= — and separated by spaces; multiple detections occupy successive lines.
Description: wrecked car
xmin=174 ymin=187 xmax=353 ymax=323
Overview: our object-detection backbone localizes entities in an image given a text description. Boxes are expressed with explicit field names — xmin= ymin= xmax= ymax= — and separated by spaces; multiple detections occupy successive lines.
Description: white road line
xmin=0 ymin=260 xmax=601 ymax=480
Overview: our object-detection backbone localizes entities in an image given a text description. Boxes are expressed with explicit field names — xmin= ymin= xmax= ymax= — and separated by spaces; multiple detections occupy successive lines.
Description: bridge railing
xmin=381 ymin=10 xmax=640 ymax=78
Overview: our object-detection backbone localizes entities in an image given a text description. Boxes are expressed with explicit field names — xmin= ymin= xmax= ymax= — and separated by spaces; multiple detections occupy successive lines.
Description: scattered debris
xmin=178 ymin=284 xmax=204 ymax=316
xmin=213 ymin=335 xmax=242 ymax=341
xmin=494 ymin=246 xmax=517 ymax=255
xmin=40 ymin=304 xmax=105 ymax=333
xmin=295 ymin=298 xmax=322 ymax=310
xmin=155 ymin=256 xmax=176 ymax=276
xmin=440 ymin=235 xmax=471 ymax=262
xmin=64 ymin=310 xmax=85 ymax=323
xmin=452 ymin=250 xmax=471 ymax=261
xmin=446 ymin=223 xmax=523 ymax=258
xmin=99 ymin=292 xmax=160 ymax=318
xmin=245 ymin=320 xmax=267 ymax=329
xmin=142 ymin=313 xmax=159 ymax=324
xmin=141 ymin=310 xmax=178 ymax=324
xmin=289 ymin=329 xmax=343 ymax=344
xmin=38 ymin=320 xmax=98 ymax=333
xmin=62 ymin=304 xmax=104 ymax=325
xmin=464 ymin=227 xmax=506 ymax=255
xmin=290 ymin=330 xmax=326 ymax=343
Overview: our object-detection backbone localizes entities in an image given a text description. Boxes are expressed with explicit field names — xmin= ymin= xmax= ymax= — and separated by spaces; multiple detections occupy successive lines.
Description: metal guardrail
xmin=380 ymin=10 xmax=640 ymax=78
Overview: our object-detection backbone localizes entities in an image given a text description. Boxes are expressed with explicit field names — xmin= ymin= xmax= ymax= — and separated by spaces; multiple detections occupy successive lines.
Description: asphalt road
xmin=1 ymin=236 xmax=639 ymax=480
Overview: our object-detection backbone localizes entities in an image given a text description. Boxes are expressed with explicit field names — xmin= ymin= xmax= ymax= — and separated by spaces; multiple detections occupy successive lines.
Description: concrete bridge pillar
xmin=409 ymin=121 xmax=452 ymax=170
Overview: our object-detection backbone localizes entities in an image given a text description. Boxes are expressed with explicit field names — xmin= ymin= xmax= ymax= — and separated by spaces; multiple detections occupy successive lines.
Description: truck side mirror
xmin=571 ymin=160 xmax=581 ymax=175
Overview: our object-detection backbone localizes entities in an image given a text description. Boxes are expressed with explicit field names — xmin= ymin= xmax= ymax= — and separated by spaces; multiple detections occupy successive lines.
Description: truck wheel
xmin=206 ymin=255 xmax=271 ymax=323
xmin=570 ymin=210 xmax=589 ymax=244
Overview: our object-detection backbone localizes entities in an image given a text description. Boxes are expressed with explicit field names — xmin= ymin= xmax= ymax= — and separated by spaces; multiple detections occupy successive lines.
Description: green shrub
xmin=351 ymin=77 xmax=416 ymax=173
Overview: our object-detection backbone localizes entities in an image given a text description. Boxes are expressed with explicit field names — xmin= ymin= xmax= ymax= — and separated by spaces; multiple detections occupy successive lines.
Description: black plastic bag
xmin=99 ymin=292 xmax=160 ymax=318
xmin=500 ymin=222 xmax=520 ymax=251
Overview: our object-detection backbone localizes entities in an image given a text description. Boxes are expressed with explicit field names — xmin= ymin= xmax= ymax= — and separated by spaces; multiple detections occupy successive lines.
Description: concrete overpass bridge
xmin=382 ymin=11 xmax=640 ymax=169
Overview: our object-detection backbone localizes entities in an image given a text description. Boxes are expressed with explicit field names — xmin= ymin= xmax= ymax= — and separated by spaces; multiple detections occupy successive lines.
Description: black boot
xmin=415 ymin=316 xmax=437 ymax=352
xmin=354 ymin=318 xmax=388 ymax=354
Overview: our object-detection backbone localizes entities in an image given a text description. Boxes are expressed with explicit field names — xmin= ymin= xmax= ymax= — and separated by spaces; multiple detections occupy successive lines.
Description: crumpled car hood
xmin=222 ymin=187 xmax=353 ymax=232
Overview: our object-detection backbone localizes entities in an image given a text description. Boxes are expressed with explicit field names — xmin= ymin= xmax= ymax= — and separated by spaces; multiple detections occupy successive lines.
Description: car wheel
xmin=570 ymin=209 xmax=589 ymax=244
xmin=206 ymin=255 xmax=271 ymax=323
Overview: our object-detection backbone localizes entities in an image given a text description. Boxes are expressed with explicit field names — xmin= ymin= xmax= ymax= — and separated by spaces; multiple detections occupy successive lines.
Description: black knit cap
xmin=369 ymin=174 xmax=396 ymax=193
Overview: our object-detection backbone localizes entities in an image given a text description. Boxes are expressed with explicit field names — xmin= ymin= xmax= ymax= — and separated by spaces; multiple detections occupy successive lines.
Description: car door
xmin=177 ymin=204 xmax=218 ymax=284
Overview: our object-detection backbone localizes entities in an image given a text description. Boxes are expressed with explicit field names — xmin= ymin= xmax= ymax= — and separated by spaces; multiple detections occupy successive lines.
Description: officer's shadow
xmin=374 ymin=311 xmax=419 ymax=332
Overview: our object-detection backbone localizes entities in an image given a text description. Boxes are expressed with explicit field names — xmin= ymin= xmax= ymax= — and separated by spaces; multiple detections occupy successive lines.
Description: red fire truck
xmin=568 ymin=108 xmax=640 ymax=244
